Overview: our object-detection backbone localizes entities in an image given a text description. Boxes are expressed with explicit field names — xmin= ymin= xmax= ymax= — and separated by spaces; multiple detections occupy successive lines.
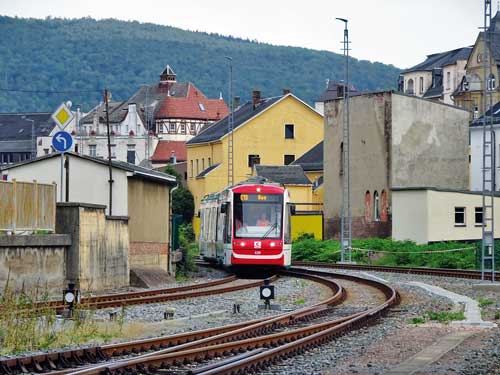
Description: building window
xmin=43 ymin=148 xmax=49 ymax=155
xmin=446 ymin=72 xmax=451 ymax=90
xmin=373 ymin=191 xmax=380 ymax=221
xmin=89 ymin=145 xmax=97 ymax=157
xmin=339 ymin=142 xmax=344 ymax=176
xmin=364 ymin=191 xmax=371 ymax=223
xmin=419 ymin=77 xmax=424 ymax=94
xmin=196 ymin=159 xmax=199 ymax=175
xmin=285 ymin=124 xmax=294 ymax=139
xmin=284 ymin=154 xmax=295 ymax=165
xmin=180 ymin=122 xmax=186 ymax=134
xmin=198 ymin=102 xmax=206 ymax=112
xmin=454 ymin=207 xmax=466 ymax=226
xmin=248 ymin=154 xmax=260 ymax=168
xmin=127 ymin=144 xmax=135 ymax=164
xmin=202 ymin=158 xmax=205 ymax=171
xmin=475 ymin=207 xmax=483 ymax=226
xmin=169 ymin=122 xmax=176 ymax=133
xmin=111 ymin=145 xmax=116 ymax=158
xmin=406 ymin=79 xmax=414 ymax=95
xmin=488 ymin=74 xmax=496 ymax=91
xmin=190 ymin=123 xmax=196 ymax=133
xmin=190 ymin=160 xmax=193 ymax=178
xmin=208 ymin=157 xmax=211 ymax=166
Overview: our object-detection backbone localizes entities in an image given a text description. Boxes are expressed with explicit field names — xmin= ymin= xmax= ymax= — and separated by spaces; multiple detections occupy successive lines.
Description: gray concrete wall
xmin=0 ymin=234 xmax=71 ymax=294
xmin=323 ymin=92 xmax=391 ymax=238
xmin=391 ymin=93 xmax=470 ymax=189
xmin=128 ymin=178 xmax=170 ymax=270
xmin=56 ymin=203 xmax=129 ymax=292
xmin=323 ymin=91 xmax=470 ymax=239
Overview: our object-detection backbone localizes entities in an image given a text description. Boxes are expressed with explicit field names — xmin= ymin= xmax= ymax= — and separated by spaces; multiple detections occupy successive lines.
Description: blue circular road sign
xmin=52 ymin=131 xmax=73 ymax=152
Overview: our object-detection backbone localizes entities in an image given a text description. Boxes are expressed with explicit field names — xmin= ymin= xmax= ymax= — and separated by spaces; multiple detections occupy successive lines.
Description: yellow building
xmin=292 ymin=141 xmax=324 ymax=207
xmin=186 ymin=91 xmax=324 ymax=211
xmin=454 ymin=12 xmax=500 ymax=113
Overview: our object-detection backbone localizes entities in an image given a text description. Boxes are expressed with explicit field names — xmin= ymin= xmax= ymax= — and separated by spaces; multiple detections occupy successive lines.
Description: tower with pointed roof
xmin=160 ymin=65 xmax=177 ymax=84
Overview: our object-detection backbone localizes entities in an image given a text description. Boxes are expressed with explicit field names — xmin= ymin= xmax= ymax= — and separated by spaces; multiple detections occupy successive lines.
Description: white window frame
xmin=454 ymin=207 xmax=466 ymax=226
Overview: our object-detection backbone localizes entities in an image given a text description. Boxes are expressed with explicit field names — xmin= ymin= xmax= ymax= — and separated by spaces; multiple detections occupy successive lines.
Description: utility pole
xmin=225 ymin=56 xmax=234 ymax=187
xmin=336 ymin=18 xmax=352 ymax=263
xmin=481 ymin=0 xmax=496 ymax=282
xmin=104 ymin=89 xmax=113 ymax=216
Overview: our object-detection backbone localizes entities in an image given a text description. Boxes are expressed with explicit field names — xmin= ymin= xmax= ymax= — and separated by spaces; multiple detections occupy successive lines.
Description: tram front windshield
xmin=233 ymin=193 xmax=283 ymax=239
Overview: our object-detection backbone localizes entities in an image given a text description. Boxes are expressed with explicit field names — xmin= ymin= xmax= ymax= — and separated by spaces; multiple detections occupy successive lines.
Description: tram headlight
xmin=270 ymin=242 xmax=276 ymax=247
xmin=240 ymin=241 xmax=246 ymax=247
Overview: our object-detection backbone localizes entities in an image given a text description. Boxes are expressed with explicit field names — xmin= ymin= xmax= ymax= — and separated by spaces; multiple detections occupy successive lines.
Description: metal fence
xmin=0 ymin=180 xmax=56 ymax=232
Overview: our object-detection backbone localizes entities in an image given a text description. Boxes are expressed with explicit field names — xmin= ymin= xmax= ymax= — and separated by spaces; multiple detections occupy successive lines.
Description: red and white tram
xmin=198 ymin=180 xmax=293 ymax=267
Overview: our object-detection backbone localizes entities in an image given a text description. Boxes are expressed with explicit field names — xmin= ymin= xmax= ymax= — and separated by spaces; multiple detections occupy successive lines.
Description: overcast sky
xmin=0 ymin=0 xmax=487 ymax=68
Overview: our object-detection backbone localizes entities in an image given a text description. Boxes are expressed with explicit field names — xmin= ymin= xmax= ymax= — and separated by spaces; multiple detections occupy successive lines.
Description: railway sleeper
xmin=0 ymin=362 xmax=12 ymax=375
xmin=30 ymin=358 xmax=43 ymax=373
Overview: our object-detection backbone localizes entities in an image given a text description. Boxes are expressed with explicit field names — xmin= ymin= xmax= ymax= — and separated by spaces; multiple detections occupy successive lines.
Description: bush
xmin=176 ymin=223 xmax=198 ymax=279
xmin=292 ymin=237 xmax=484 ymax=270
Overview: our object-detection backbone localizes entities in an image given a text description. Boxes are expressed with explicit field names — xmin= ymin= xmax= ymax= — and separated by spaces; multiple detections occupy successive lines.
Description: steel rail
xmin=292 ymin=261 xmax=499 ymax=280
xmin=63 ymin=269 xmax=397 ymax=375
xmin=0 ymin=273 xmax=343 ymax=375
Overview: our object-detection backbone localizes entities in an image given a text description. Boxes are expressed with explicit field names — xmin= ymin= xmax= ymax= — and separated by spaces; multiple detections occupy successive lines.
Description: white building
xmin=470 ymin=102 xmax=500 ymax=191
xmin=393 ymin=187 xmax=500 ymax=244
xmin=398 ymin=47 xmax=471 ymax=105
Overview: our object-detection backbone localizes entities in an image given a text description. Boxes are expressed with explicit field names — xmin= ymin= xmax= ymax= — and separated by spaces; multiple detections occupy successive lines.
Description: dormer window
xmin=488 ymin=74 xmax=496 ymax=91
xmin=198 ymin=103 xmax=206 ymax=112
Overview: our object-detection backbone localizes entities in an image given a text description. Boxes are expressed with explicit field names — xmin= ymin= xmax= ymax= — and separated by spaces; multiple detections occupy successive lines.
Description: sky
xmin=0 ymin=0 xmax=487 ymax=68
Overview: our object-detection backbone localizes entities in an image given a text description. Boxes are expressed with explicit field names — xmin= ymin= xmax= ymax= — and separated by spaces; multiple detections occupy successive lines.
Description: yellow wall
xmin=291 ymin=214 xmax=323 ymax=240
xmin=187 ymin=94 xmax=324 ymax=211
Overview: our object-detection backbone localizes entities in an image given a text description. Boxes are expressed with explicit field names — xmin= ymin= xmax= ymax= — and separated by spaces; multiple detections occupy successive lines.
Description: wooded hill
xmin=0 ymin=16 xmax=400 ymax=112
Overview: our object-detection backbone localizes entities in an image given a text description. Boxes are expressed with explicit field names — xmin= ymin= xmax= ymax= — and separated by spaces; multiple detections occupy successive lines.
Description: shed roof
xmin=1 ymin=152 xmax=177 ymax=185
xmin=0 ymin=112 xmax=58 ymax=140
xmin=254 ymin=165 xmax=311 ymax=185
xmin=292 ymin=141 xmax=323 ymax=171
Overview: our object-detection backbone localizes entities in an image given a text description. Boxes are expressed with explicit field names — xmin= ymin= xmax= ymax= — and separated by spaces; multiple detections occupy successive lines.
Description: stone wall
xmin=56 ymin=203 xmax=129 ymax=292
xmin=0 ymin=234 xmax=71 ymax=294
xmin=325 ymin=217 xmax=391 ymax=240
xmin=127 ymin=179 xmax=170 ymax=270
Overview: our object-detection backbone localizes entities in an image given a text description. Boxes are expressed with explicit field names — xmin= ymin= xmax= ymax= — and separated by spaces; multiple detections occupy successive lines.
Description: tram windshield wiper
xmin=261 ymin=223 xmax=278 ymax=239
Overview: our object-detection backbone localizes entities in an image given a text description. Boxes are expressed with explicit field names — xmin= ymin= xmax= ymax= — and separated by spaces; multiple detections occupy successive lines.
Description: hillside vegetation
xmin=0 ymin=16 xmax=400 ymax=113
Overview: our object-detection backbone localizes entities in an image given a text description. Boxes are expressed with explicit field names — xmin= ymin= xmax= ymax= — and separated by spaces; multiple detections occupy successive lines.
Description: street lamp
xmin=225 ymin=56 xmax=234 ymax=186
xmin=22 ymin=116 xmax=36 ymax=160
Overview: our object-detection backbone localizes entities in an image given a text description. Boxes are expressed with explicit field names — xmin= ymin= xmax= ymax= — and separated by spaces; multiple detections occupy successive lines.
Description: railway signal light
xmin=260 ymin=279 xmax=275 ymax=310
xmin=63 ymin=282 xmax=79 ymax=317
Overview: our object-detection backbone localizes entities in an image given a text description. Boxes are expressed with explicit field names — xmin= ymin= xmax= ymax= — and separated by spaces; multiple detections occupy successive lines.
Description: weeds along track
xmin=0 ymin=269 xmax=398 ymax=375
xmin=293 ymin=261 xmax=499 ymax=280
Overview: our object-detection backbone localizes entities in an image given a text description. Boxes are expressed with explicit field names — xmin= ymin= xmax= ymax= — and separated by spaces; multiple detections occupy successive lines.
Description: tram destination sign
xmin=235 ymin=193 xmax=282 ymax=202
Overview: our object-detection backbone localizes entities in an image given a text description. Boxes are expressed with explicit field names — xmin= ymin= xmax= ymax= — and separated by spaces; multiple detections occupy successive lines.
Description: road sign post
xmin=52 ymin=131 xmax=73 ymax=201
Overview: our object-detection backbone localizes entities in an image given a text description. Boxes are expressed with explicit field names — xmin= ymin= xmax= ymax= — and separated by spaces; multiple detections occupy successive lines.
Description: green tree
xmin=164 ymin=165 xmax=194 ymax=223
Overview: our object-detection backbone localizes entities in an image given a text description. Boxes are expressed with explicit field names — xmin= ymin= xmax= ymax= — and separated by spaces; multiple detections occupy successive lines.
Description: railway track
xmin=293 ymin=261 xmax=499 ymax=280
xmin=8 ymin=275 xmax=276 ymax=312
xmin=0 ymin=268 xmax=398 ymax=375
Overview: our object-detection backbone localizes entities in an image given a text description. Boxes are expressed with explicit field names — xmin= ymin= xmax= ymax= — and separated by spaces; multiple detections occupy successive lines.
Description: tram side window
xmin=223 ymin=205 xmax=231 ymax=243
xmin=284 ymin=204 xmax=292 ymax=244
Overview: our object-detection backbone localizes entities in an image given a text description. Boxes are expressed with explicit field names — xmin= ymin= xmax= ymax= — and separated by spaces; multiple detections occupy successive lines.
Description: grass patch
xmin=294 ymin=298 xmax=306 ymax=305
xmin=495 ymin=311 xmax=500 ymax=320
xmin=410 ymin=316 xmax=426 ymax=324
xmin=478 ymin=298 xmax=495 ymax=308
xmin=409 ymin=310 xmax=465 ymax=325
xmin=291 ymin=237 xmax=498 ymax=270
xmin=427 ymin=310 xmax=465 ymax=322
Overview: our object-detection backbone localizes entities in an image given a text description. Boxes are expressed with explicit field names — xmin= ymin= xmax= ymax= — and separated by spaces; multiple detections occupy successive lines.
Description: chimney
xmin=233 ymin=96 xmax=240 ymax=109
xmin=170 ymin=151 xmax=177 ymax=164
xmin=252 ymin=90 xmax=261 ymax=109
xmin=282 ymin=88 xmax=291 ymax=95
xmin=128 ymin=103 xmax=137 ymax=134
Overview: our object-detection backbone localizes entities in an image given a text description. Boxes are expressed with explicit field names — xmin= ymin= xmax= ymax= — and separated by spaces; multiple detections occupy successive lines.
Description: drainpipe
xmin=169 ymin=183 xmax=179 ymax=275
